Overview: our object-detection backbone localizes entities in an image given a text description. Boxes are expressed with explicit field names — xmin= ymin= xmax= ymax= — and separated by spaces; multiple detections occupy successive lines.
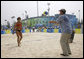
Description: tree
xmin=7 ymin=21 xmax=10 ymax=28
xmin=12 ymin=21 xmax=16 ymax=29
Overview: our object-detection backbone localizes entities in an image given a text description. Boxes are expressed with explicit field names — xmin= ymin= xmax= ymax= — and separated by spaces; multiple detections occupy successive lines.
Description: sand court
xmin=1 ymin=32 xmax=83 ymax=58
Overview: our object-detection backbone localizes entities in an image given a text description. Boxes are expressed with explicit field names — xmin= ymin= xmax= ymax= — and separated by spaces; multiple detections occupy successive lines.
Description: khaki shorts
xmin=61 ymin=33 xmax=71 ymax=43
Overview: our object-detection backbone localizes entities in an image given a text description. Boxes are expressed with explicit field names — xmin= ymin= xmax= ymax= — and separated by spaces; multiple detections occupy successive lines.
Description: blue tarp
xmin=47 ymin=27 xmax=54 ymax=33
xmin=58 ymin=28 xmax=62 ymax=33
xmin=1 ymin=30 xmax=5 ymax=34
xmin=22 ymin=29 xmax=25 ymax=33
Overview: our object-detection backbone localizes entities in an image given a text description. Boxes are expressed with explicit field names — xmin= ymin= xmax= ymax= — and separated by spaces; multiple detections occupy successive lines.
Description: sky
xmin=1 ymin=1 xmax=83 ymax=25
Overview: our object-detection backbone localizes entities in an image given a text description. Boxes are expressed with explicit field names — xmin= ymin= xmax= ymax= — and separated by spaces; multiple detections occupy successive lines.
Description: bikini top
xmin=16 ymin=22 xmax=22 ymax=27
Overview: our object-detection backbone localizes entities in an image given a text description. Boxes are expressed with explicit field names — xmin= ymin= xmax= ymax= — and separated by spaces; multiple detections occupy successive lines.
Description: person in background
xmin=39 ymin=27 xmax=41 ymax=32
xmin=69 ymin=23 xmax=75 ymax=43
xmin=70 ymin=29 xmax=75 ymax=43
xmin=32 ymin=27 xmax=35 ymax=32
xmin=81 ymin=24 xmax=83 ymax=34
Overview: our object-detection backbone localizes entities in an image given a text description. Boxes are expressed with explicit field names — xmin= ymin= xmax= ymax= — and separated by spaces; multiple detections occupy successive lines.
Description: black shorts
xmin=16 ymin=30 xmax=21 ymax=32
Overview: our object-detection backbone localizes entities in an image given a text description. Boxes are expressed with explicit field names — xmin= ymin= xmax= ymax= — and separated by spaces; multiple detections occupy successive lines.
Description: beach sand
xmin=1 ymin=32 xmax=83 ymax=58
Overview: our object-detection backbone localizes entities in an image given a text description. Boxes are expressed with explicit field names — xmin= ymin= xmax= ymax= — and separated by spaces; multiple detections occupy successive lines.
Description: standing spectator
xmin=32 ymin=27 xmax=35 ymax=32
xmin=81 ymin=24 xmax=83 ymax=34
xmin=70 ymin=29 xmax=75 ymax=43
xmin=69 ymin=22 xmax=75 ymax=43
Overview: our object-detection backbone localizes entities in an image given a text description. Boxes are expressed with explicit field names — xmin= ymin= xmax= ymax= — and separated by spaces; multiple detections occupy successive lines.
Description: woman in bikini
xmin=13 ymin=17 xmax=22 ymax=47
